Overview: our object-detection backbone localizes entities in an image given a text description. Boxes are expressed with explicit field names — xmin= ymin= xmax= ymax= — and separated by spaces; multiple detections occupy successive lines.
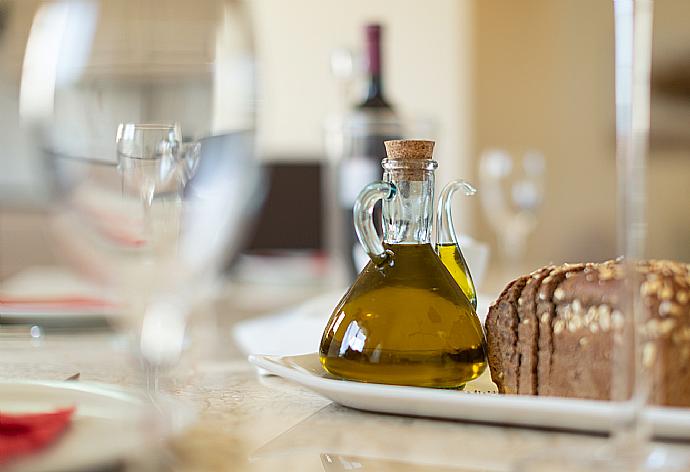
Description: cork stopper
xmin=384 ymin=140 xmax=435 ymax=160
xmin=382 ymin=140 xmax=436 ymax=181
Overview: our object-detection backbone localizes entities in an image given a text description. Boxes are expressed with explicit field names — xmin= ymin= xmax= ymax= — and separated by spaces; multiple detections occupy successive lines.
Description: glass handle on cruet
xmin=435 ymin=179 xmax=478 ymax=308
xmin=353 ymin=181 xmax=396 ymax=267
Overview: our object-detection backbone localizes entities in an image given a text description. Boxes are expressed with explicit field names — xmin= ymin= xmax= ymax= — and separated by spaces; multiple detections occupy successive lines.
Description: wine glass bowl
xmin=116 ymin=123 xmax=195 ymax=201
xmin=50 ymin=124 xmax=260 ymax=377
xmin=0 ymin=0 xmax=259 ymax=384
xmin=478 ymin=149 xmax=546 ymax=264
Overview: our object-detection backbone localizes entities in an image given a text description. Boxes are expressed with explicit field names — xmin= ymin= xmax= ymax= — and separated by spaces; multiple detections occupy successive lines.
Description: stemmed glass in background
xmin=478 ymin=148 xmax=545 ymax=268
xmin=516 ymin=0 xmax=689 ymax=470
xmin=50 ymin=123 xmax=260 ymax=391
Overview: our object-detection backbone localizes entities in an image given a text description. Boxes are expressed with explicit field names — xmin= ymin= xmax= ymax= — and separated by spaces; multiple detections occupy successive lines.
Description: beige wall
xmin=473 ymin=0 xmax=690 ymax=274
xmin=0 ymin=210 xmax=57 ymax=279
xmin=251 ymin=0 xmax=474 ymax=185
xmin=646 ymin=0 xmax=690 ymax=263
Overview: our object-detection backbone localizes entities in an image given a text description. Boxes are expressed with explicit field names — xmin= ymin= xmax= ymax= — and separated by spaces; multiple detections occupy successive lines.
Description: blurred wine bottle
xmin=335 ymin=23 xmax=402 ymax=280
xmin=359 ymin=24 xmax=391 ymax=110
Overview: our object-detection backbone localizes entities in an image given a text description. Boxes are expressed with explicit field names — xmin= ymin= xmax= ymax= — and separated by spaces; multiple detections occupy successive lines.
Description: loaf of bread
xmin=485 ymin=260 xmax=690 ymax=406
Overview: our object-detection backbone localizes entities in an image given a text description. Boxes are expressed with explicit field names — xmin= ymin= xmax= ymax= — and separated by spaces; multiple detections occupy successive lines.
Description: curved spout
xmin=435 ymin=179 xmax=477 ymax=309
xmin=436 ymin=180 xmax=476 ymax=246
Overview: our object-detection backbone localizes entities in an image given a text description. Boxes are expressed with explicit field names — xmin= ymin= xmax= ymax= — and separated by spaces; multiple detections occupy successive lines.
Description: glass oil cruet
xmin=320 ymin=140 xmax=486 ymax=388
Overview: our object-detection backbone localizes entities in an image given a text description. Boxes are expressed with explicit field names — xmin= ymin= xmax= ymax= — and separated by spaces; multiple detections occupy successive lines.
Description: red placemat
xmin=0 ymin=407 xmax=75 ymax=463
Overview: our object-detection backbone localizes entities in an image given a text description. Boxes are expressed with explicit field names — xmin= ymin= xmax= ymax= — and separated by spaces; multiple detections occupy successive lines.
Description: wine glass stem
xmin=613 ymin=0 xmax=653 ymax=446
xmin=145 ymin=362 xmax=160 ymax=394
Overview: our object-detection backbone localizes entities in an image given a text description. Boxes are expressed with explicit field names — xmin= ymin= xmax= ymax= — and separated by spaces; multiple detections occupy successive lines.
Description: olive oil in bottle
xmin=436 ymin=242 xmax=477 ymax=309
xmin=320 ymin=243 xmax=486 ymax=388
xmin=435 ymin=180 xmax=479 ymax=310
xmin=320 ymin=140 xmax=487 ymax=388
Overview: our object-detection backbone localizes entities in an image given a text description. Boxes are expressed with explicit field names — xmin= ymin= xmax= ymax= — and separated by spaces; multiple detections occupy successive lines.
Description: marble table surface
xmin=2 ymin=292 xmax=690 ymax=472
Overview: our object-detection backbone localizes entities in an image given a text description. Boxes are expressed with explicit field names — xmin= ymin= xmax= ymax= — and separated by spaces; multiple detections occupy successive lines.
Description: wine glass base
xmin=513 ymin=445 xmax=690 ymax=472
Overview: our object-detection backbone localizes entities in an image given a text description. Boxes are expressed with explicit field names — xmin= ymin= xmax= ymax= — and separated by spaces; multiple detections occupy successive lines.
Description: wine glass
xmin=50 ymin=124 xmax=260 ymax=390
xmin=478 ymin=148 xmax=545 ymax=265
xmin=515 ymin=0 xmax=690 ymax=470
xmin=2 ymin=0 xmax=258 ymax=395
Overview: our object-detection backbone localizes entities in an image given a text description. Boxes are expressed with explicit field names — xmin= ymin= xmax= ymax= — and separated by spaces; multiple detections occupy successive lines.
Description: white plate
xmin=0 ymin=267 xmax=116 ymax=327
xmin=0 ymin=380 xmax=195 ymax=472
xmin=249 ymin=353 xmax=690 ymax=439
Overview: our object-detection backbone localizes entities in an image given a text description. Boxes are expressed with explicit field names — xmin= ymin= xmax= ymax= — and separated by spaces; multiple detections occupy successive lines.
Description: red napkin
xmin=0 ymin=296 xmax=114 ymax=311
xmin=0 ymin=407 xmax=75 ymax=463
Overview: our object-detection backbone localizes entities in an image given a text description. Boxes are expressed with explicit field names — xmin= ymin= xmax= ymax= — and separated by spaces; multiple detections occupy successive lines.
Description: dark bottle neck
xmin=359 ymin=24 xmax=391 ymax=109
xmin=361 ymin=75 xmax=389 ymax=108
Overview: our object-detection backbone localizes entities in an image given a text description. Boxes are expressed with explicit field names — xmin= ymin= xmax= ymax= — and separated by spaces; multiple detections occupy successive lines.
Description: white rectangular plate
xmin=0 ymin=266 xmax=117 ymax=327
xmin=0 ymin=380 xmax=195 ymax=472
xmin=249 ymin=353 xmax=690 ymax=439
